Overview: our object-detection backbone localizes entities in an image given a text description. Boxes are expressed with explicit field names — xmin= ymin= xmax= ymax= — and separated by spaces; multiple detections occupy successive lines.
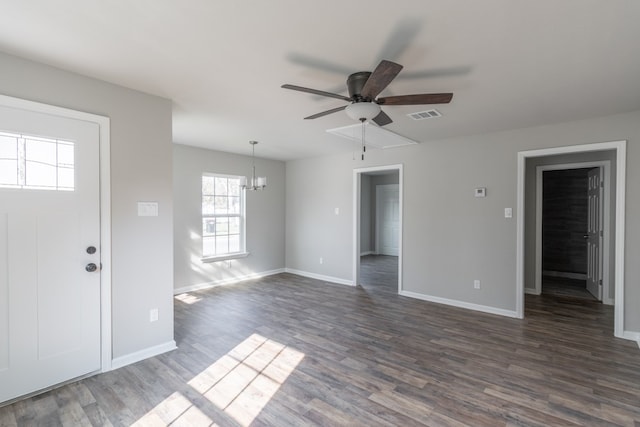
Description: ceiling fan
xmin=281 ymin=59 xmax=453 ymax=126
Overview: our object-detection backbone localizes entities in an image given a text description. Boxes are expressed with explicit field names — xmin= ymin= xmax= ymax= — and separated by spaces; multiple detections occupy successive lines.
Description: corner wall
xmin=285 ymin=109 xmax=640 ymax=336
xmin=173 ymin=145 xmax=286 ymax=292
xmin=0 ymin=51 xmax=174 ymax=361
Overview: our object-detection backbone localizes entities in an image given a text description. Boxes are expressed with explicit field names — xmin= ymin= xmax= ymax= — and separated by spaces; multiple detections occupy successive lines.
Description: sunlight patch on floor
xmin=189 ymin=333 xmax=305 ymax=426
xmin=132 ymin=391 xmax=214 ymax=426
xmin=131 ymin=333 xmax=303 ymax=426
xmin=174 ymin=293 xmax=202 ymax=305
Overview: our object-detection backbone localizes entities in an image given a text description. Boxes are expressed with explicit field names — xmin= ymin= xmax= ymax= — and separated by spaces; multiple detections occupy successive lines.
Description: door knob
xmin=85 ymin=263 xmax=98 ymax=272
xmin=86 ymin=246 xmax=97 ymax=254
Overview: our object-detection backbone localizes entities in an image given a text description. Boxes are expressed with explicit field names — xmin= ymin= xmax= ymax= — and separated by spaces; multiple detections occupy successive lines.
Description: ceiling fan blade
xmin=400 ymin=66 xmax=471 ymax=80
xmin=286 ymin=52 xmax=355 ymax=75
xmin=377 ymin=93 xmax=453 ymax=105
xmin=375 ymin=18 xmax=422 ymax=64
xmin=304 ymin=105 xmax=347 ymax=120
xmin=372 ymin=110 xmax=393 ymax=126
xmin=282 ymin=84 xmax=352 ymax=102
xmin=360 ymin=60 xmax=403 ymax=99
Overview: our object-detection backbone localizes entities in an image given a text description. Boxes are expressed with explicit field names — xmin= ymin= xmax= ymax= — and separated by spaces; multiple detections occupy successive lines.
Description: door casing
xmin=516 ymin=141 xmax=626 ymax=339
xmin=0 ymin=94 xmax=112 ymax=372
xmin=353 ymin=164 xmax=403 ymax=292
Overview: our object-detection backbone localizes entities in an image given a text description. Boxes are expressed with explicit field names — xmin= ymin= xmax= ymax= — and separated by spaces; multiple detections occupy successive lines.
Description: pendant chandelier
xmin=240 ymin=140 xmax=266 ymax=191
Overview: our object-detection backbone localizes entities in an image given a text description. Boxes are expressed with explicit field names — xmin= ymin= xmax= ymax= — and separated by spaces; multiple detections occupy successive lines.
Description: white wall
xmin=0 ymin=52 xmax=174 ymax=361
xmin=173 ymin=145 xmax=286 ymax=291
xmin=285 ymin=109 xmax=640 ymax=335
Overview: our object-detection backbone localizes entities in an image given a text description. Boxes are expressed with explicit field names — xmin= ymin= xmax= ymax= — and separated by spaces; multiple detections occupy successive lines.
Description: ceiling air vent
xmin=407 ymin=109 xmax=441 ymax=120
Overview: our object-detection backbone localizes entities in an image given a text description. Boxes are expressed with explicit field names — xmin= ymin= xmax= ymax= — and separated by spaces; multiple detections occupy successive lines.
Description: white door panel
xmin=586 ymin=167 xmax=603 ymax=301
xmin=376 ymin=184 xmax=399 ymax=256
xmin=0 ymin=106 xmax=101 ymax=403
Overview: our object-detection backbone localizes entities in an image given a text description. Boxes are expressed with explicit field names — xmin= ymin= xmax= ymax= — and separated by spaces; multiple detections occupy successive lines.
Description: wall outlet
xmin=150 ymin=308 xmax=159 ymax=322
xmin=334 ymin=207 xmax=339 ymax=215
xmin=319 ymin=257 xmax=323 ymax=265
xmin=504 ymin=208 xmax=513 ymax=218
xmin=473 ymin=280 xmax=481 ymax=289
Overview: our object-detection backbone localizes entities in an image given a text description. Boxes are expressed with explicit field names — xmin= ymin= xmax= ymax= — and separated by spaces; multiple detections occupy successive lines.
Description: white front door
xmin=376 ymin=184 xmax=399 ymax=256
xmin=0 ymin=104 xmax=101 ymax=403
xmin=586 ymin=167 xmax=603 ymax=301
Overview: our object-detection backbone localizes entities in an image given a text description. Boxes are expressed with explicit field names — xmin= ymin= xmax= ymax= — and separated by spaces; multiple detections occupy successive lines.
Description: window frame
xmin=201 ymin=172 xmax=248 ymax=263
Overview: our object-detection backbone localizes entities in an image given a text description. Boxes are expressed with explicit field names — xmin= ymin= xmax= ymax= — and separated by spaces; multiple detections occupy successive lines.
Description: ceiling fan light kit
xmin=345 ymin=102 xmax=381 ymax=121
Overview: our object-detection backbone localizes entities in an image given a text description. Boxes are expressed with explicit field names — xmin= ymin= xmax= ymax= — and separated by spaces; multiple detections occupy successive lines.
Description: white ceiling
xmin=1 ymin=1 xmax=639 ymax=161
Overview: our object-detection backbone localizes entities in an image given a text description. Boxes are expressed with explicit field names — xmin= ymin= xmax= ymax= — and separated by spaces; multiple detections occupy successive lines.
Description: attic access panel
xmin=326 ymin=122 xmax=417 ymax=150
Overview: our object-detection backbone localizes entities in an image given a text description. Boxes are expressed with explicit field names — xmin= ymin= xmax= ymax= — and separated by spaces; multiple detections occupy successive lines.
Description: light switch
xmin=138 ymin=202 xmax=159 ymax=217
xmin=504 ymin=208 xmax=513 ymax=218
xmin=334 ymin=207 xmax=340 ymax=215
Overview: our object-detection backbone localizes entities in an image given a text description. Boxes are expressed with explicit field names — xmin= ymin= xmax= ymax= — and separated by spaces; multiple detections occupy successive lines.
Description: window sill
xmin=201 ymin=252 xmax=250 ymax=264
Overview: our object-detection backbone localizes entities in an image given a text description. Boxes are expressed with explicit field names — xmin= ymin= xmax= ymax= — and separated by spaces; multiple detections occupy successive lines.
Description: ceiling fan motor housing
xmin=347 ymin=71 xmax=372 ymax=101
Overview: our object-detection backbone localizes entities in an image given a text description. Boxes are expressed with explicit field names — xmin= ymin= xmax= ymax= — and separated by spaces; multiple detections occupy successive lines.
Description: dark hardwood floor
xmin=1 ymin=271 xmax=639 ymax=426
xmin=542 ymin=275 xmax=597 ymax=301
xmin=359 ymin=255 xmax=398 ymax=295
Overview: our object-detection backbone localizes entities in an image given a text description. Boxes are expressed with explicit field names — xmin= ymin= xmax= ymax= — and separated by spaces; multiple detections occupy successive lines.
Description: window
xmin=0 ymin=130 xmax=74 ymax=191
xmin=202 ymin=174 xmax=246 ymax=260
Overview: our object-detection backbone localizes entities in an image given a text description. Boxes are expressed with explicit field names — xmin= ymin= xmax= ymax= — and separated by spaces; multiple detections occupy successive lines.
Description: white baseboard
xmin=524 ymin=288 xmax=541 ymax=295
xmin=285 ymin=268 xmax=354 ymax=286
xmin=542 ymin=270 xmax=587 ymax=280
xmin=360 ymin=251 xmax=374 ymax=256
xmin=174 ymin=268 xmax=285 ymax=294
xmin=399 ymin=290 xmax=519 ymax=318
xmin=621 ymin=330 xmax=640 ymax=347
xmin=110 ymin=340 xmax=177 ymax=371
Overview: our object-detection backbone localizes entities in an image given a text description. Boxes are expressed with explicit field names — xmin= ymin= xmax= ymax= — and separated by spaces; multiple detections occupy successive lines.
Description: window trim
xmin=201 ymin=172 xmax=246 ymax=261
xmin=201 ymin=251 xmax=250 ymax=264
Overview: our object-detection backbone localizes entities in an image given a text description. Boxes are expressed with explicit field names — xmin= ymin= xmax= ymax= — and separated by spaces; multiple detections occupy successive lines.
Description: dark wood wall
xmin=542 ymin=168 xmax=590 ymax=274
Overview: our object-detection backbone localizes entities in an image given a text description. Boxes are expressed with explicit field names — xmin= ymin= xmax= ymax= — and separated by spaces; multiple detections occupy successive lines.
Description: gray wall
xmin=0 ymin=52 xmax=174 ymax=359
xmin=360 ymin=175 xmax=372 ymax=253
xmin=285 ymin=109 xmax=640 ymax=334
xmin=286 ymin=154 xmax=354 ymax=279
xmin=173 ymin=145 xmax=285 ymax=290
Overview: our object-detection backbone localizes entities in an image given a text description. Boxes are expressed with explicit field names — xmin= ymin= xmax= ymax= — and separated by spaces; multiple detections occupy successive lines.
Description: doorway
xmin=516 ymin=141 xmax=626 ymax=338
xmin=353 ymin=165 xmax=402 ymax=293
xmin=536 ymin=164 xmax=610 ymax=303
xmin=0 ymin=95 xmax=112 ymax=404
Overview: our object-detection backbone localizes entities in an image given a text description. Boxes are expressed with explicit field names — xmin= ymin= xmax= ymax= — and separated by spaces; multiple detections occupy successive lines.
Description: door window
xmin=0 ymin=130 xmax=74 ymax=191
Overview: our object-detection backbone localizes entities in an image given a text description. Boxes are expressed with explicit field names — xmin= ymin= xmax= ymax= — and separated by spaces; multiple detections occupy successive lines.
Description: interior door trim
xmin=0 ymin=94 xmax=112 ymax=372
xmin=352 ymin=164 xmax=403 ymax=293
xmin=516 ymin=140 xmax=627 ymax=340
